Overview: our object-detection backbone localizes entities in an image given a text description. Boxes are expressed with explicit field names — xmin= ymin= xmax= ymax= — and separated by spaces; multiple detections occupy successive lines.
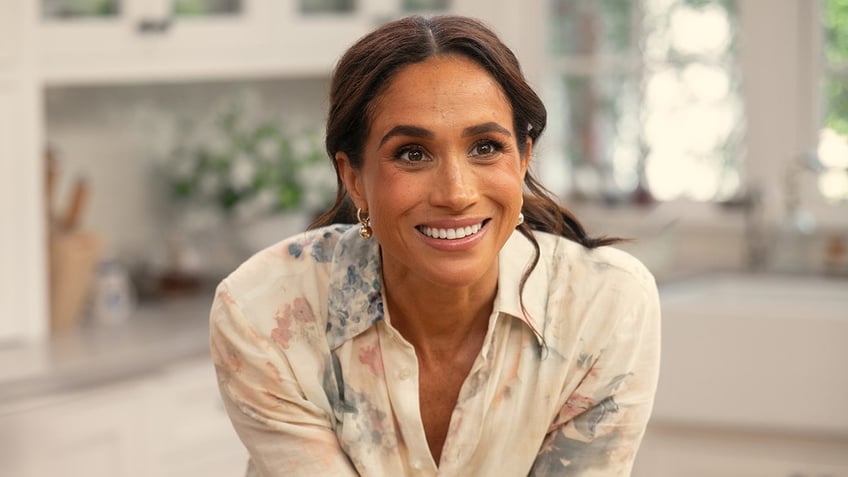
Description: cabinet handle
xmin=137 ymin=17 xmax=172 ymax=34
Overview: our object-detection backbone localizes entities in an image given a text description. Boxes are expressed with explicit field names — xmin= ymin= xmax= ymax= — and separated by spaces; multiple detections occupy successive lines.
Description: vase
xmin=236 ymin=211 xmax=311 ymax=255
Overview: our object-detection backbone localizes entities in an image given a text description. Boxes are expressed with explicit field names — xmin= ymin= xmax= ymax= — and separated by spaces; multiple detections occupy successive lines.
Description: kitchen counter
xmin=655 ymin=271 xmax=848 ymax=436
xmin=0 ymin=294 xmax=214 ymax=404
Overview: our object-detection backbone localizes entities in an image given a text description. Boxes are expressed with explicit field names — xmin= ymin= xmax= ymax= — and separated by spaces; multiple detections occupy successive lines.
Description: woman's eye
xmin=470 ymin=140 xmax=502 ymax=157
xmin=396 ymin=146 xmax=427 ymax=163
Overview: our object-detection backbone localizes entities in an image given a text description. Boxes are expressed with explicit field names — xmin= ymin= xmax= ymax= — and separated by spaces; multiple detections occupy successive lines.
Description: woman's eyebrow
xmin=379 ymin=122 xmax=513 ymax=148
xmin=379 ymin=125 xmax=434 ymax=147
xmin=462 ymin=122 xmax=512 ymax=138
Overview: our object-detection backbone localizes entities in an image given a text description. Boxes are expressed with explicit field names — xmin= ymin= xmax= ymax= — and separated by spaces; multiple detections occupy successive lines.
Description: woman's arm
xmin=529 ymin=279 xmax=661 ymax=476
xmin=209 ymin=285 xmax=359 ymax=477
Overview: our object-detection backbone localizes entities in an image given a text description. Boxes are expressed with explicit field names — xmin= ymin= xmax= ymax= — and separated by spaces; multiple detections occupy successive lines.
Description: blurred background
xmin=0 ymin=0 xmax=846 ymax=476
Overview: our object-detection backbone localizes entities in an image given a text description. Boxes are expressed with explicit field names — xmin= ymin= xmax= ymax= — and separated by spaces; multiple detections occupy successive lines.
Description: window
xmin=41 ymin=0 xmax=120 ymax=18
xmin=172 ymin=0 xmax=242 ymax=16
xmin=300 ymin=0 xmax=355 ymax=14
xmin=545 ymin=0 xmax=744 ymax=204
xmin=402 ymin=0 xmax=450 ymax=12
xmin=818 ymin=0 xmax=848 ymax=202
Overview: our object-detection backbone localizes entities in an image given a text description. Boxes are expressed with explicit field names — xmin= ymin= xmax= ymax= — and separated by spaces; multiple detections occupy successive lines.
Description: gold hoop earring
xmin=357 ymin=208 xmax=372 ymax=239
xmin=517 ymin=212 xmax=524 ymax=227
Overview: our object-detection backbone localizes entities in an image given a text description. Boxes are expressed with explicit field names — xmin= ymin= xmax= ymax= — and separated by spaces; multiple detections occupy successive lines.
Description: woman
xmin=210 ymin=15 xmax=660 ymax=477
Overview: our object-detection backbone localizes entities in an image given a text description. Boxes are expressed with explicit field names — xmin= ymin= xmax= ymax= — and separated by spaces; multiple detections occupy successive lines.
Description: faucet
xmin=720 ymin=184 xmax=769 ymax=271
xmin=720 ymin=152 xmax=830 ymax=272
xmin=782 ymin=152 xmax=819 ymax=235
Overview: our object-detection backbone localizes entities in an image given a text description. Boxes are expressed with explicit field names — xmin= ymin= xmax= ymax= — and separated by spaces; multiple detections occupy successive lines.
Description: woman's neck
xmin=381 ymin=259 xmax=498 ymax=361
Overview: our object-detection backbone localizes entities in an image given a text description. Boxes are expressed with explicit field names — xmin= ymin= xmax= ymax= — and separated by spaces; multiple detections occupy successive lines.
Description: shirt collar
xmin=493 ymin=230 xmax=548 ymax=345
xmin=326 ymin=228 xmax=548 ymax=350
xmin=326 ymin=226 xmax=385 ymax=350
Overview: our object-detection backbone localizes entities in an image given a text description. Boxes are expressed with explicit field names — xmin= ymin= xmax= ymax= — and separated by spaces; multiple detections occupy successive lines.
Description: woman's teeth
xmin=418 ymin=222 xmax=483 ymax=240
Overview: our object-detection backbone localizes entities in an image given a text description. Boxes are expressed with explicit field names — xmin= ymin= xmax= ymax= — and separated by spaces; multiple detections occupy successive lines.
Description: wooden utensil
xmin=62 ymin=178 xmax=89 ymax=231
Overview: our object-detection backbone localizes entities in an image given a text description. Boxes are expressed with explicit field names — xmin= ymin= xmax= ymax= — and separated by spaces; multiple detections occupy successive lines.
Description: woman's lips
xmin=415 ymin=218 xmax=490 ymax=240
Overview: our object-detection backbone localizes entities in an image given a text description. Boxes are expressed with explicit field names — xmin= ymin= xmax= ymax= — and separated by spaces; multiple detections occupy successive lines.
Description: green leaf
xmin=219 ymin=188 xmax=241 ymax=210
xmin=172 ymin=179 xmax=194 ymax=198
xmin=276 ymin=186 xmax=302 ymax=210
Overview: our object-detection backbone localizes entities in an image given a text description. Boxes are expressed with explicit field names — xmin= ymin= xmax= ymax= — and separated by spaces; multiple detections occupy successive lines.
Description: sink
xmin=661 ymin=272 xmax=848 ymax=320
xmin=654 ymin=272 xmax=848 ymax=435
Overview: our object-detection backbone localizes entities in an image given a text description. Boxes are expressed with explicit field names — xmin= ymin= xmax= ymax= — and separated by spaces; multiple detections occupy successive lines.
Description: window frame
xmin=530 ymin=0 xmax=847 ymax=234
xmin=799 ymin=0 xmax=848 ymax=228
xmin=815 ymin=0 xmax=848 ymax=204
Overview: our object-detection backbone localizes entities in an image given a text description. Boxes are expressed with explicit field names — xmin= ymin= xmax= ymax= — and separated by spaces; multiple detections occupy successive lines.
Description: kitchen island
xmin=0 ymin=294 xmax=247 ymax=477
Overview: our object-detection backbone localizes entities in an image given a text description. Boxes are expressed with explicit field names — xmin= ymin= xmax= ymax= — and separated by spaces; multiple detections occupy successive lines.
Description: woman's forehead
xmin=368 ymin=56 xmax=513 ymax=134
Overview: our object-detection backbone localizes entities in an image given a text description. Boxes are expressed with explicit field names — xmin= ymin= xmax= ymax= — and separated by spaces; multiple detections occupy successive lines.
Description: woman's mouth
xmin=416 ymin=219 xmax=488 ymax=240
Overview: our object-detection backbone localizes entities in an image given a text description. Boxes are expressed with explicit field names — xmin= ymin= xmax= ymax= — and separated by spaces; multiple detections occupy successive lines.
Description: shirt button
xmin=411 ymin=461 xmax=423 ymax=470
xmin=398 ymin=368 xmax=412 ymax=380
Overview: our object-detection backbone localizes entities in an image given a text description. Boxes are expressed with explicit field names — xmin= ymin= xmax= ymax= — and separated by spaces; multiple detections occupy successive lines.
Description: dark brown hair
xmin=311 ymin=15 xmax=618 ymax=276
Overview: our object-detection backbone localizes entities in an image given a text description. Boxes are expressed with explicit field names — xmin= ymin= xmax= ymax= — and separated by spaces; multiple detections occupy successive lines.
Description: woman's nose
xmin=429 ymin=155 xmax=478 ymax=210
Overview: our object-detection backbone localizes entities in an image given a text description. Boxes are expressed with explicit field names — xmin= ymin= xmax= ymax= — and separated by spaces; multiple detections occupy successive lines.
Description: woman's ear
xmin=336 ymin=151 xmax=367 ymax=209
xmin=520 ymin=138 xmax=533 ymax=179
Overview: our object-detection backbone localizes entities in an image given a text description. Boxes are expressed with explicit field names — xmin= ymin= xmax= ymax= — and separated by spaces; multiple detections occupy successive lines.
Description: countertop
xmin=0 ymin=295 xmax=213 ymax=405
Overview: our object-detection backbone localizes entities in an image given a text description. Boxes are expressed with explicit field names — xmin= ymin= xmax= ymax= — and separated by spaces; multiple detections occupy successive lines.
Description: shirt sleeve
xmin=209 ymin=283 xmax=360 ymax=477
xmin=529 ymin=277 xmax=662 ymax=477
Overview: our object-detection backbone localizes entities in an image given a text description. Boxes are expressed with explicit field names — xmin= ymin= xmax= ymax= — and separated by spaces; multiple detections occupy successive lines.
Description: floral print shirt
xmin=210 ymin=224 xmax=661 ymax=477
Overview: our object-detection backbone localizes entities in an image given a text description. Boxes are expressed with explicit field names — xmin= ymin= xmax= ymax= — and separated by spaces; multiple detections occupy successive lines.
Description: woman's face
xmin=338 ymin=55 xmax=530 ymax=289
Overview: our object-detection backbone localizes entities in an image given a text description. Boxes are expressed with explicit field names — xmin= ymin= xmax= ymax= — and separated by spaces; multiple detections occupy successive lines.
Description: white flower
xmin=291 ymin=134 xmax=317 ymax=161
xmin=254 ymin=188 xmax=277 ymax=210
xmin=159 ymin=93 xmax=328 ymax=219
xmin=172 ymin=156 xmax=195 ymax=180
xmin=299 ymin=162 xmax=336 ymax=210
xmin=205 ymin=133 xmax=230 ymax=158
xmin=256 ymin=137 xmax=279 ymax=161
xmin=233 ymin=189 xmax=277 ymax=221
xmin=199 ymin=174 xmax=221 ymax=196
xmin=230 ymin=154 xmax=256 ymax=189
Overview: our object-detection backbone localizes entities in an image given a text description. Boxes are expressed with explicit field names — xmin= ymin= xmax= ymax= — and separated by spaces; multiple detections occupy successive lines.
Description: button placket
xmin=377 ymin=322 xmax=434 ymax=472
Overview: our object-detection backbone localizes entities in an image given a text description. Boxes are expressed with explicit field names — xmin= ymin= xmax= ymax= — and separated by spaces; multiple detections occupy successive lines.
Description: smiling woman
xmin=337 ymin=55 xmax=527 ymax=293
xmin=209 ymin=14 xmax=661 ymax=477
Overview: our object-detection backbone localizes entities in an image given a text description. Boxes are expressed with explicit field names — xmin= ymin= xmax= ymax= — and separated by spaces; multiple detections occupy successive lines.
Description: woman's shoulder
xmin=530 ymin=232 xmax=660 ymax=353
xmin=221 ymin=224 xmax=355 ymax=304
xmin=535 ymin=230 xmax=657 ymax=296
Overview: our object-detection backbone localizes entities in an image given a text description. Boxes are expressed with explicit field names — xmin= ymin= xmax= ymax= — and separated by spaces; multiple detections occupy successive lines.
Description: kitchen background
xmin=1 ymin=0 xmax=847 ymax=476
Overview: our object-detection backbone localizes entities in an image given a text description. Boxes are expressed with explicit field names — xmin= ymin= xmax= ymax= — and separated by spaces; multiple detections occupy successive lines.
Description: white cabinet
xmin=38 ymin=0 xmax=276 ymax=84
xmin=151 ymin=358 xmax=248 ymax=477
xmin=0 ymin=380 xmax=155 ymax=477
xmin=633 ymin=423 xmax=848 ymax=477
xmin=268 ymin=0 xmax=545 ymax=81
xmin=266 ymin=1 xmax=389 ymax=77
xmin=35 ymin=0 xmax=508 ymax=85
xmin=630 ymin=274 xmax=848 ymax=477
xmin=0 ymin=0 xmax=48 ymax=343
xmin=0 ymin=358 xmax=248 ymax=477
